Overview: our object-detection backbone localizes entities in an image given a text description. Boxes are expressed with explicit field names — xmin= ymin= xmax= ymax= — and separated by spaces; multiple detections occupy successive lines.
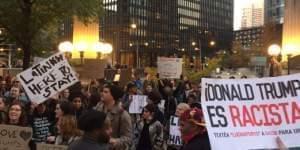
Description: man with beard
xmin=68 ymin=110 xmax=112 ymax=150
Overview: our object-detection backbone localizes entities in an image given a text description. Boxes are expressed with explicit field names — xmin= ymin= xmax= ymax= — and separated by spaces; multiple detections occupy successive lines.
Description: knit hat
xmin=180 ymin=108 xmax=205 ymax=127
xmin=78 ymin=110 xmax=107 ymax=132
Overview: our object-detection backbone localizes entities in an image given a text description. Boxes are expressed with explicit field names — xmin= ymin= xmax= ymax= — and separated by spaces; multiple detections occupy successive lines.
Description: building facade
xmin=234 ymin=27 xmax=263 ymax=51
xmin=101 ymin=0 xmax=233 ymax=67
xmin=241 ymin=4 xmax=264 ymax=29
xmin=282 ymin=0 xmax=300 ymax=60
xmin=264 ymin=0 xmax=284 ymax=25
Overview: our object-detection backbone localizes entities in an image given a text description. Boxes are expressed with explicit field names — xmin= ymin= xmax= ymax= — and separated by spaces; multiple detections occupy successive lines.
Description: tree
xmin=0 ymin=0 xmax=103 ymax=69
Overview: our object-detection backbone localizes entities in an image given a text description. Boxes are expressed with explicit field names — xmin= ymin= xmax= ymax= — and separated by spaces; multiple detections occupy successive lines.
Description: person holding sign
xmin=167 ymin=103 xmax=190 ymax=150
xmin=136 ymin=104 xmax=164 ymax=150
xmin=179 ymin=108 xmax=210 ymax=150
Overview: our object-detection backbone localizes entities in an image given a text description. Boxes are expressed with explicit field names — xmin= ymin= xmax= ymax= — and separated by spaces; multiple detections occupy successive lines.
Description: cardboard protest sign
xmin=201 ymin=74 xmax=300 ymax=150
xmin=17 ymin=52 xmax=78 ymax=104
xmin=0 ymin=125 xmax=32 ymax=150
xmin=36 ymin=143 xmax=68 ymax=150
xmin=129 ymin=95 xmax=148 ymax=114
xmin=168 ymin=116 xmax=183 ymax=146
xmin=157 ymin=57 xmax=182 ymax=79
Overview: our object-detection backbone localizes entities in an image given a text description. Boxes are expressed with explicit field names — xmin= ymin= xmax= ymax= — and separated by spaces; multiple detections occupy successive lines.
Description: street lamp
xmin=210 ymin=41 xmax=216 ymax=47
xmin=58 ymin=41 xmax=73 ymax=59
xmin=268 ymin=44 xmax=281 ymax=56
xmin=131 ymin=23 xmax=139 ymax=68
xmin=75 ymin=42 xmax=87 ymax=65
xmin=93 ymin=42 xmax=104 ymax=59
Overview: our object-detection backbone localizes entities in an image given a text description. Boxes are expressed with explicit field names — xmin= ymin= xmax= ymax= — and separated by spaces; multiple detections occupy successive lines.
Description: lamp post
xmin=93 ymin=42 xmax=104 ymax=59
xmin=268 ymin=44 xmax=281 ymax=76
xmin=75 ymin=42 xmax=87 ymax=65
xmin=58 ymin=41 xmax=73 ymax=59
xmin=131 ymin=23 xmax=139 ymax=68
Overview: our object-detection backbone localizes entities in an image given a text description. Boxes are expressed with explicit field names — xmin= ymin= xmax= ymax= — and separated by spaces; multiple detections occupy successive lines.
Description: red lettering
xmin=242 ymin=106 xmax=254 ymax=126
xmin=229 ymin=105 xmax=242 ymax=127
xmin=250 ymin=105 xmax=263 ymax=126
xmin=260 ymin=104 xmax=272 ymax=126
xmin=292 ymin=101 xmax=300 ymax=123
xmin=278 ymin=103 xmax=290 ymax=124
xmin=269 ymin=104 xmax=282 ymax=125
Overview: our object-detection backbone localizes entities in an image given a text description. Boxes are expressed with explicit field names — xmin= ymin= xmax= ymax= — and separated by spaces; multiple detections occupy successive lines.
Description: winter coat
xmin=94 ymin=102 xmax=132 ymax=150
xmin=136 ymin=119 xmax=164 ymax=150
xmin=180 ymin=133 xmax=211 ymax=150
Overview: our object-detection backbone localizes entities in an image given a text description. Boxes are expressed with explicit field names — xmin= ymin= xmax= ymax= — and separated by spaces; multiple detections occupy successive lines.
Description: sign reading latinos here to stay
xmin=0 ymin=125 xmax=32 ymax=150
xmin=17 ymin=52 xmax=78 ymax=104
xmin=201 ymin=74 xmax=300 ymax=150
xmin=157 ymin=57 xmax=182 ymax=79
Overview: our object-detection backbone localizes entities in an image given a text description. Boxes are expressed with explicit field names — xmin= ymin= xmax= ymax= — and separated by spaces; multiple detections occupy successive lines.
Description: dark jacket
xmin=68 ymin=135 xmax=108 ymax=150
xmin=94 ymin=102 xmax=132 ymax=150
xmin=181 ymin=133 xmax=211 ymax=150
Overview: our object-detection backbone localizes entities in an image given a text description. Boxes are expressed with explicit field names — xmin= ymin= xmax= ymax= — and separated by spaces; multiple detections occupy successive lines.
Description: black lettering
xmin=43 ymin=87 xmax=51 ymax=98
xmin=19 ymin=75 xmax=34 ymax=84
xmin=216 ymin=106 xmax=228 ymax=127
xmin=245 ymin=84 xmax=254 ymax=100
xmin=28 ymin=84 xmax=41 ymax=95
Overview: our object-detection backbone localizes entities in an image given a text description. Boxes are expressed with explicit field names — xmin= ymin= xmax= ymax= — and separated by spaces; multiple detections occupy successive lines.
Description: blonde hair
xmin=177 ymin=103 xmax=190 ymax=111
xmin=59 ymin=115 xmax=82 ymax=138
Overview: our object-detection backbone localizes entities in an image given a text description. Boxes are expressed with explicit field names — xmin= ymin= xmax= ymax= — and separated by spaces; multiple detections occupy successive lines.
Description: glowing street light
xmin=210 ymin=41 xmax=216 ymax=46
xmin=131 ymin=23 xmax=137 ymax=29
xmin=102 ymin=43 xmax=113 ymax=54
xmin=192 ymin=41 xmax=196 ymax=46
xmin=268 ymin=44 xmax=281 ymax=56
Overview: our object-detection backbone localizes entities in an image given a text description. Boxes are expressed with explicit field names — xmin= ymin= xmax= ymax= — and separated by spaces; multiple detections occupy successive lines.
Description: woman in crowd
xmin=71 ymin=95 xmax=86 ymax=120
xmin=55 ymin=101 xmax=74 ymax=119
xmin=147 ymin=90 xmax=165 ymax=125
xmin=167 ymin=103 xmax=190 ymax=150
xmin=136 ymin=103 xmax=164 ymax=150
xmin=5 ymin=101 xmax=27 ymax=126
xmin=0 ymin=97 xmax=7 ymax=123
xmin=55 ymin=115 xmax=82 ymax=145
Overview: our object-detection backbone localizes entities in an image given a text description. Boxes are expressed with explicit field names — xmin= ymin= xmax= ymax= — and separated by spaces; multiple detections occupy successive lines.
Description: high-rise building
xmin=264 ymin=0 xmax=284 ymax=25
xmin=241 ymin=4 xmax=264 ymax=29
xmin=282 ymin=0 xmax=300 ymax=60
xmin=101 ymin=0 xmax=233 ymax=67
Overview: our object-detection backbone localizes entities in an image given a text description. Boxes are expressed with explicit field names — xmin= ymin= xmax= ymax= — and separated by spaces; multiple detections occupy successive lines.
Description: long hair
xmin=59 ymin=115 xmax=82 ymax=139
xmin=6 ymin=101 xmax=27 ymax=126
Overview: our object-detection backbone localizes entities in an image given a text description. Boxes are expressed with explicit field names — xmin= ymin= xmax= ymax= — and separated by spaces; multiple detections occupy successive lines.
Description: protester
xmin=71 ymin=96 xmax=86 ymax=120
xmin=68 ymin=110 xmax=111 ymax=150
xmin=179 ymin=108 xmax=210 ymax=150
xmin=55 ymin=115 xmax=82 ymax=145
xmin=167 ymin=103 xmax=190 ymax=150
xmin=269 ymin=56 xmax=282 ymax=77
xmin=0 ymin=97 xmax=7 ymax=123
xmin=147 ymin=90 xmax=165 ymax=125
xmin=121 ymin=82 xmax=138 ymax=111
xmin=55 ymin=101 xmax=74 ymax=119
xmin=94 ymin=84 xmax=132 ymax=150
xmin=136 ymin=104 xmax=164 ymax=150
xmin=5 ymin=101 xmax=27 ymax=126
xmin=29 ymin=101 xmax=55 ymax=143
xmin=60 ymin=89 xmax=70 ymax=101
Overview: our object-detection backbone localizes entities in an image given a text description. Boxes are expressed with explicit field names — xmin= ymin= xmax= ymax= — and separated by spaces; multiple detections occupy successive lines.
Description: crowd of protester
xmin=0 ymin=72 xmax=287 ymax=150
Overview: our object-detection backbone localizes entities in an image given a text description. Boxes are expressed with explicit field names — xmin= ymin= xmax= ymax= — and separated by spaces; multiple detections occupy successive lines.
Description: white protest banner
xmin=36 ymin=143 xmax=68 ymax=150
xmin=157 ymin=57 xmax=182 ymax=79
xmin=129 ymin=95 xmax=148 ymax=114
xmin=0 ymin=125 xmax=32 ymax=150
xmin=201 ymin=74 xmax=300 ymax=150
xmin=168 ymin=116 xmax=183 ymax=146
xmin=17 ymin=52 xmax=78 ymax=104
